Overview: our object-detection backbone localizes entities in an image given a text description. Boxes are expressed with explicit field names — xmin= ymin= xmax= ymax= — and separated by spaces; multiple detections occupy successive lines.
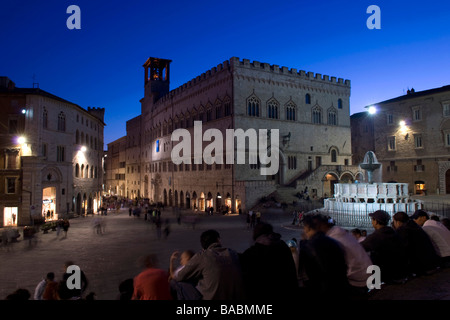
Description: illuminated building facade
xmin=0 ymin=77 xmax=105 ymax=226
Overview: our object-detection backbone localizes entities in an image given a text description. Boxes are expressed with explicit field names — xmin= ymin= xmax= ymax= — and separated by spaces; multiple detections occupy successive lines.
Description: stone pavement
xmin=1 ymin=207 xmax=450 ymax=300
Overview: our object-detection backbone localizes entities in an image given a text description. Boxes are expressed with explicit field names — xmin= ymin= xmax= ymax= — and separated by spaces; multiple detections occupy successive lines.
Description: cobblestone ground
xmin=1 ymin=207 xmax=450 ymax=300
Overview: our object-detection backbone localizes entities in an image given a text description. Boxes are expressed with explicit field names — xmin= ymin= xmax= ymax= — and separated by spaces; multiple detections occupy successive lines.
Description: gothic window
xmin=206 ymin=108 xmax=212 ymax=122
xmin=57 ymin=112 xmax=66 ymax=131
xmin=285 ymin=101 xmax=296 ymax=121
xmin=224 ymin=96 xmax=231 ymax=116
xmin=305 ymin=93 xmax=311 ymax=105
xmin=75 ymin=164 xmax=80 ymax=177
xmin=267 ymin=98 xmax=279 ymax=119
xmin=331 ymin=149 xmax=337 ymax=163
xmin=215 ymin=99 xmax=222 ymax=119
xmin=247 ymin=95 xmax=260 ymax=117
xmin=312 ymin=106 xmax=322 ymax=124
xmin=328 ymin=108 xmax=337 ymax=125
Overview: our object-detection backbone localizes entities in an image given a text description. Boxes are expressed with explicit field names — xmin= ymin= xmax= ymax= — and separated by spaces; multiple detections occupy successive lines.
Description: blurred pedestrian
xmin=132 ymin=254 xmax=172 ymax=300
xmin=62 ymin=219 xmax=70 ymax=238
xmin=6 ymin=289 xmax=31 ymax=300
xmin=298 ymin=214 xmax=351 ymax=299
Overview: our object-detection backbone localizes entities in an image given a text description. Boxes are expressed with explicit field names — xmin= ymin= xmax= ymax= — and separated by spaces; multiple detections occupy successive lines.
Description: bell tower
xmin=143 ymin=57 xmax=172 ymax=103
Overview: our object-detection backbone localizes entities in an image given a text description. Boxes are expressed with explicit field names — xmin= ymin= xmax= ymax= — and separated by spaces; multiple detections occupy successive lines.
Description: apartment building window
xmin=6 ymin=177 xmax=16 ymax=194
xmin=5 ymin=150 xmax=18 ymax=169
xmin=388 ymin=136 xmax=396 ymax=151
xmin=56 ymin=146 xmax=65 ymax=162
xmin=414 ymin=159 xmax=425 ymax=172
xmin=387 ymin=114 xmax=394 ymax=125
xmin=414 ymin=134 xmax=423 ymax=149
xmin=8 ymin=119 xmax=18 ymax=134
xmin=387 ymin=161 xmax=397 ymax=172
xmin=445 ymin=132 xmax=450 ymax=147
xmin=443 ymin=102 xmax=450 ymax=117
xmin=412 ymin=106 xmax=422 ymax=121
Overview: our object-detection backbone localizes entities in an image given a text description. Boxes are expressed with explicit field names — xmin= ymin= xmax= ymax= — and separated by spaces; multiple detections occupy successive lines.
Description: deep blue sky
xmin=1 ymin=0 xmax=449 ymax=148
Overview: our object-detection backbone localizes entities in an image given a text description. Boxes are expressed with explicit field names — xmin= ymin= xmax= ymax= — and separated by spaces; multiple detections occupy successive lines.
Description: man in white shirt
xmin=412 ymin=210 xmax=450 ymax=267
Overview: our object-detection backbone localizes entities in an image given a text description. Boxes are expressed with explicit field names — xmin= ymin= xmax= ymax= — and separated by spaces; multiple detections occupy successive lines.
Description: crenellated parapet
xmin=150 ymin=57 xmax=350 ymax=109
xmin=231 ymin=57 xmax=350 ymax=87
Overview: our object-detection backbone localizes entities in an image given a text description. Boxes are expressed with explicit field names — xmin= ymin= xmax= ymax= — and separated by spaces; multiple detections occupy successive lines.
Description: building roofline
xmin=368 ymin=85 xmax=450 ymax=107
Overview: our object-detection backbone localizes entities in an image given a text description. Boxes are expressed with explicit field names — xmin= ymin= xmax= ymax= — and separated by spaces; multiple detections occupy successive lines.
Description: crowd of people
xmin=124 ymin=208 xmax=450 ymax=301
xmin=5 ymin=207 xmax=450 ymax=301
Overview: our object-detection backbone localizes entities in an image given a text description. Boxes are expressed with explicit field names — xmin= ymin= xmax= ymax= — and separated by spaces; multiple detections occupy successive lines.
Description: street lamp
xmin=368 ymin=106 xmax=377 ymax=115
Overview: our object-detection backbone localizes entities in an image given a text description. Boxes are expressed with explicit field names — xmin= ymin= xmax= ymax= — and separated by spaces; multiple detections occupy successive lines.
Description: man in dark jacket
xmin=392 ymin=211 xmax=440 ymax=276
xmin=298 ymin=214 xmax=351 ymax=299
xmin=361 ymin=210 xmax=408 ymax=284
xmin=240 ymin=222 xmax=299 ymax=300
xmin=175 ymin=229 xmax=245 ymax=300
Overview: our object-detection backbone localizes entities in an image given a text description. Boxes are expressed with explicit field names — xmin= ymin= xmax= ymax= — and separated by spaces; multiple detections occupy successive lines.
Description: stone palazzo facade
xmin=114 ymin=57 xmax=355 ymax=212
xmin=0 ymin=77 xmax=105 ymax=226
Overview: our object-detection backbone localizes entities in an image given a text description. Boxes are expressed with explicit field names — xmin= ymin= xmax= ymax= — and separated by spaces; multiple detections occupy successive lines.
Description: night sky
xmin=1 ymin=0 xmax=449 ymax=148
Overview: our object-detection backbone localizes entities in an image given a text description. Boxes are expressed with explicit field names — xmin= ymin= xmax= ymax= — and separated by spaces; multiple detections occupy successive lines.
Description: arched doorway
xmin=76 ymin=193 xmax=82 ymax=215
xmin=169 ymin=189 xmax=173 ymax=206
xmin=199 ymin=192 xmax=205 ymax=211
xmin=42 ymin=187 xmax=57 ymax=221
xmin=180 ymin=191 xmax=184 ymax=208
xmin=323 ymin=173 xmax=339 ymax=198
xmin=185 ymin=191 xmax=191 ymax=209
xmin=216 ymin=193 xmax=222 ymax=213
xmin=192 ymin=192 xmax=197 ymax=210
xmin=174 ymin=190 xmax=178 ymax=207
xmin=163 ymin=189 xmax=168 ymax=206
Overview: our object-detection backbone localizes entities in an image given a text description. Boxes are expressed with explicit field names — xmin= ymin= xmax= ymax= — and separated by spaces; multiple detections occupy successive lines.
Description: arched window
xmin=81 ymin=164 xmax=84 ymax=178
xmin=86 ymin=165 xmax=89 ymax=178
xmin=305 ymin=94 xmax=311 ymax=105
xmin=312 ymin=106 xmax=322 ymax=124
xmin=75 ymin=164 xmax=80 ymax=177
xmin=224 ymin=96 xmax=231 ymax=117
xmin=267 ymin=99 xmax=279 ymax=119
xmin=338 ymin=99 xmax=343 ymax=109
xmin=331 ymin=149 xmax=337 ymax=163
xmin=285 ymin=101 xmax=296 ymax=121
xmin=328 ymin=108 xmax=337 ymax=125
xmin=247 ymin=95 xmax=260 ymax=117
xmin=215 ymin=99 xmax=222 ymax=119
xmin=57 ymin=112 xmax=66 ymax=131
